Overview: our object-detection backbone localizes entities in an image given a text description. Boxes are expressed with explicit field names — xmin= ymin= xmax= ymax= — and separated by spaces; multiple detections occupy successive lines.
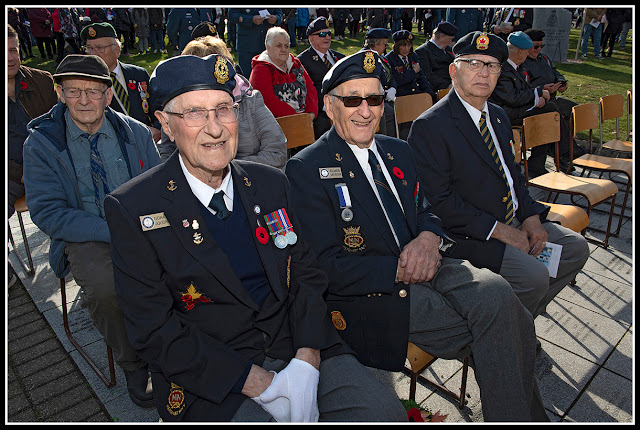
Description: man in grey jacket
xmin=22 ymin=54 xmax=162 ymax=408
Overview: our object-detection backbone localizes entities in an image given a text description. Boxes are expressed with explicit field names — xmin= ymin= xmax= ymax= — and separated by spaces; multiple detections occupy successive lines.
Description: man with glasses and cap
xmin=104 ymin=53 xmax=407 ymax=422
xmin=298 ymin=17 xmax=346 ymax=139
xmin=22 ymin=54 xmax=162 ymax=409
xmin=80 ymin=22 xmax=161 ymax=142
xmin=284 ymin=49 xmax=549 ymax=422
xmin=407 ymin=31 xmax=589 ymax=322
xmin=414 ymin=21 xmax=458 ymax=92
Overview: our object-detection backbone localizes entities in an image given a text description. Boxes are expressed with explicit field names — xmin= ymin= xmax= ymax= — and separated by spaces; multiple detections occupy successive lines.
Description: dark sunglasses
xmin=314 ymin=31 xmax=332 ymax=37
xmin=332 ymin=94 xmax=385 ymax=107
xmin=533 ymin=44 xmax=545 ymax=49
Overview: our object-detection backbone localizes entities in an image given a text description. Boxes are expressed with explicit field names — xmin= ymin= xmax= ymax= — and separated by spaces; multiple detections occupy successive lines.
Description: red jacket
xmin=249 ymin=51 xmax=318 ymax=119
xmin=27 ymin=8 xmax=52 ymax=38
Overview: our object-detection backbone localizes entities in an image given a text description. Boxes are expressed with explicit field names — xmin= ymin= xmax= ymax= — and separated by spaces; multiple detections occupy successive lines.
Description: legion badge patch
xmin=476 ymin=32 xmax=490 ymax=50
xmin=166 ymin=382 xmax=185 ymax=416
xmin=363 ymin=51 xmax=376 ymax=73
xmin=331 ymin=311 xmax=347 ymax=330
xmin=181 ymin=283 xmax=211 ymax=310
xmin=214 ymin=55 xmax=229 ymax=84
xmin=343 ymin=226 xmax=365 ymax=252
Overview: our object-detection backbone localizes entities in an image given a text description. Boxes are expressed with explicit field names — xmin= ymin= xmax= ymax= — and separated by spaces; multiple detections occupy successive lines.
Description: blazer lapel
xmin=160 ymin=154 xmax=260 ymax=312
xmin=327 ymin=129 xmax=400 ymax=254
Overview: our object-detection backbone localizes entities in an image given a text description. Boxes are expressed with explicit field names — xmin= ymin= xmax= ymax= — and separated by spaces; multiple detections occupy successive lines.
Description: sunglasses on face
xmin=313 ymin=31 xmax=332 ymax=38
xmin=332 ymin=94 xmax=385 ymax=107
xmin=533 ymin=44 xmax=545 ymax=49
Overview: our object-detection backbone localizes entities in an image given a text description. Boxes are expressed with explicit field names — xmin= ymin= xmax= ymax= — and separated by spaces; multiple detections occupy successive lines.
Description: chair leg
xmin=403 ymin=357 xmax=469 ymax=408
xmin=8 ymin=216 xmax=34 ymax=276
xmin=60 ymin=278 xmax=116 ymax=388
xmin=458 ymin=356 xmax=469 ymax=409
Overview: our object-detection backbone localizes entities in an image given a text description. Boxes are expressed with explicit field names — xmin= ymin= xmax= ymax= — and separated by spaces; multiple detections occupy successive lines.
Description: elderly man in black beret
xmin=103 ymin=53 xmax=406 ymax=422
xmin=81 ymin=22 xmax=161 ymax=143
xmin=414 ymin=21 xmax=458 ymax=92
xmin=285 ymin=49 xmax=549 ymax=421
xmin=22 ymin=54 xmax=162 ymax=408
xmin=408 ymin=30 xmax=588 ymax=327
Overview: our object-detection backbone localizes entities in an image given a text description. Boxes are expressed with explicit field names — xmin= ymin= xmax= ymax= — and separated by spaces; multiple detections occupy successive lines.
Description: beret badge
xmin=476 ymin=32 xmax=490 ymax=50
xmin=208 ymin=23 xmax=216 ymax=34
xmin=363 ymin=51 xmax=376 ymax=73
xmin=88 ymin=27 xmax=96 ymax=37
xmin=214 ymin=56 xmax=229 ymax=84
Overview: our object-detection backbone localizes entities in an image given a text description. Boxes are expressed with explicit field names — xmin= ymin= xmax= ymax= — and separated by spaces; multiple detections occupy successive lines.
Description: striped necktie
xmin=84 ymin=133 xmax=110 ymax=218
xmin=323 ymin=53 xmax=332 ymax=68
xmin=403 ymin=56 xmax=411 ymax=70
xmin=479 ymin=112 xmax=514 ymax=225
xmin=367 ymin=149 xmax=413 ymax=248
xmin=110 ymin=72 xmax=130 ymax=114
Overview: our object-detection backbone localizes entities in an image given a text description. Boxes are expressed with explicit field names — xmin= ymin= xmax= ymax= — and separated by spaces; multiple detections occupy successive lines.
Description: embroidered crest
xmin=343 ymin=226 xmax=365 ymax=251
xmin=214 ymin=55 xmax=229 ymax=84
xmin=363 ymin=51 xmax=376 ymax=73
xmin=331 ymin=311 xmax=347 ymax=330
xmin=476 ymin=32 xmax=490 ymax=50
xmin=166 ymin=383 xmax=185 ymax=416
xmin=181 ymin=283 xmax=211 ymax=310
xmin=88 ymin=27 xmax=96 ymax=37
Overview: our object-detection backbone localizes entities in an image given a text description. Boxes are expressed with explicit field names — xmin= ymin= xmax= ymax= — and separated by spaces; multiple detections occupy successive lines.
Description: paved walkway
xmin=7 ymin=156 xmax=633 ymax=423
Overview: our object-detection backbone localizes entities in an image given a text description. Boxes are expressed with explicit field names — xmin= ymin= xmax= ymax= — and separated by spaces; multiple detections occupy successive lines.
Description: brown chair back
xmin=600 ymin=94 xmax=624 ymax=121
xmin=437 ymin=88 xmax=451 ymax=100
xmin=394 ymin=92 xmax=433 ymax=125
xmin=276 ymin=113 xmax=315 ymax=150
xmin=512 ymin=127 xmax=522 ymax=163
xmin=522 ymin=111 xmax=561 ymax=150
xmin=571 ymin=103 xmax=599 ymax=153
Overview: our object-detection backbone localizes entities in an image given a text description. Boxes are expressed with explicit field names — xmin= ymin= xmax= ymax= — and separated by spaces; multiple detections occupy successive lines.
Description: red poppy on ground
xmin=407 ymin=408 xmax=424 ymax=422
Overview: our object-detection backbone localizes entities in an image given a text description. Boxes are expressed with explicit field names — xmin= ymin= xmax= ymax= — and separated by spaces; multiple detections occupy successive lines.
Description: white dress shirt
xmin=179 ymin=154 xmax=234 ymax=215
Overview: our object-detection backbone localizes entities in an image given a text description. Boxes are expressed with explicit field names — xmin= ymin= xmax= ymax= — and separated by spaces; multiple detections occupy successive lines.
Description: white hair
xmin=265 ymin=26 xmax=290 ymax=48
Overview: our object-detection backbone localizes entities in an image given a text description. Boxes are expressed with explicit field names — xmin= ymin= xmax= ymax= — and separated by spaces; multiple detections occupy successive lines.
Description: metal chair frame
xmin=8 ymin=196 xmax=34 ymax=275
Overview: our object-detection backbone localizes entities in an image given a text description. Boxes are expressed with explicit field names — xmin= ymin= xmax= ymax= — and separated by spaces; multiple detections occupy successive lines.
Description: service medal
xmin=274 ymin=234 xmax=288 ymax=249
xmin=341 ymin=208 xmax=353 ymax=222
xmin=285 ymin=231 xmax=298 ymax=245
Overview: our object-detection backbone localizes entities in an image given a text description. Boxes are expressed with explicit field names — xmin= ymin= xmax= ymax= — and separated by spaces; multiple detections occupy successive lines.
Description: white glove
xmin=257 ymin=358 xmax=320 ymax=422
xmin=386 ymin=87 xmax=397 ymax=102
xmin=251 ymin=371 xmax=291 ymax=422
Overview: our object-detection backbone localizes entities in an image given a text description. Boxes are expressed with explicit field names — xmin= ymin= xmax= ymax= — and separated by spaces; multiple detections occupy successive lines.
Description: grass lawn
xmin=23 ymin=23 xmax=632 ymax=144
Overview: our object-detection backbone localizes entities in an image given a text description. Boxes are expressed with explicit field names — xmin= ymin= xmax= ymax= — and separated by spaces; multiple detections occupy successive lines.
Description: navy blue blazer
xmin=408 ymin=90 xmax=549 ymax=273
xmin=297 ymin=47 xmax=345 ymax=114
xmin=285 ymin=128 xmax=452 ymax=371
xmin=105 ymin=153 xmax=346 ymax=421
xmin=110 ymin=61 xmax=158 ymax=128
xmin=385 ymin=51 xmax=434 ymax=97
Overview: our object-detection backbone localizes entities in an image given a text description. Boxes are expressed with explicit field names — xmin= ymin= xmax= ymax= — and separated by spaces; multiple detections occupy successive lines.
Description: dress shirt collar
xmin=179 ymin=154 xmax=234 ymax=212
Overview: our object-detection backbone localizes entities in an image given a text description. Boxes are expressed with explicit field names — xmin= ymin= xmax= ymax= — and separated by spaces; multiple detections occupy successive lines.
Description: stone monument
xmin=532 ymin=8 xmax=573 ymax=63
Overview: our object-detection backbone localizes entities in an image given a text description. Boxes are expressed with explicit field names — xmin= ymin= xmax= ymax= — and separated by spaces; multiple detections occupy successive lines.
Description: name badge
xmin=319 ymin=167 xmax=343 ymax=179
xmin=140 ymin=212 xmax=170 ymax=231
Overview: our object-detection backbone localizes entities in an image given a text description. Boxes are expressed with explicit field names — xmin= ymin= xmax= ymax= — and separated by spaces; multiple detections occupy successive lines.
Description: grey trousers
xmin=499 ymin=220 xmax=590 ymax=318
xmin=64 ymin=241 xmax=146 ymax=372
xmin=408 ymin=257 xmax=549 ymax=422
xmin=231 ymin=354 xmax=408 ymax=422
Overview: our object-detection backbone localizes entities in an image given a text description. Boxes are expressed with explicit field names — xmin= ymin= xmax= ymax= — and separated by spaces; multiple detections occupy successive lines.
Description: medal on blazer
xmin=264 ymin=208 xmax=297 ymax=248
xmin=335 ymin=183 xmax=353 ymax=222
xmin=138 ymin=82 xmax=149 ymax=113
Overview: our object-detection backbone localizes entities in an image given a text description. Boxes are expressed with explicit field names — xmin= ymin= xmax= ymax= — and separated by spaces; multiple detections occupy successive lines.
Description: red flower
xmin=20 ymin=81 xmax=28 ymax=90
xmin=128 ymin=82 xmax=136 ymax=90
xmin=393 ymin=167 xmax=404 ymax=179
xmin=407 ymin=408 xmax=424 ymax=422
xmin=256 ymin=226 xmax=269 ymax=244
xmin=139 ymin=159 xmax=143 ymax=169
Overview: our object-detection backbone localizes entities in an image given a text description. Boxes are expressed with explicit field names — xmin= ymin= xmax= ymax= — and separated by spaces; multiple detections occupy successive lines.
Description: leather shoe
xmin=124 ymin=366 xmax=155 ymax=408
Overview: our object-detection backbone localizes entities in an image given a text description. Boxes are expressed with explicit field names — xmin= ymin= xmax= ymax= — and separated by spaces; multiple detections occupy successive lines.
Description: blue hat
xmin=365 ymin=27 xmax=392 ymax=39
xmin=452 ymin=31 xmax=509 ymax=63
xmin=322 ymin=50 xmax=383 ymax=95
xmin=392 ymin=30 xmax=414 ymax=43
xmin=435 ymin=21 xmax=458 ymax=37
xmin=508 ymin=31 xmax=533 ymax=49
xmin=306 ymin=17 xmax=329 ymax=37
xmin=149 ymin=54 xmax=237 ymax=109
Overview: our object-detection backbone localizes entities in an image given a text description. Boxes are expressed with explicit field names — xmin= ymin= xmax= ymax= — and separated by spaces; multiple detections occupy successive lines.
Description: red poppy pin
xmin=393 ymin=167 xmax=404 ymax=179
xmin=139 ymin=159 xmax=143 ymax=169
xmin=128 ymin=82 xmax=136 ymax=90
xmin=181 ymin=283 xmax=211 ymax=311
xmin=20 ymin=81 xmax=28 ymax=90
xmin=256 ymin=226 xmax=269 ymax=245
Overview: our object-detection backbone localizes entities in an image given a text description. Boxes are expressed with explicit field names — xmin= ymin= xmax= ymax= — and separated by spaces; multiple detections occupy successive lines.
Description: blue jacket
xmin=22 ymin=101 xmax=161 ymax=277
xmin=166 ymin=8 xmax=202 ymax=52
xmin=228 ymin=8 xmax=282 ymax=54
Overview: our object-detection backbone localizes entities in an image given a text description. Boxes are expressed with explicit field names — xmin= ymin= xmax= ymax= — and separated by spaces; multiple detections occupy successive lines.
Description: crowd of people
xmin=7 ymin=6 xmax=631 ymax=423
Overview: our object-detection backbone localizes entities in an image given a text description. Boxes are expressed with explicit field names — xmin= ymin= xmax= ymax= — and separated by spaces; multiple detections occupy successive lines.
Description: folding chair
xmin=626 ymin=89 xmax=632 ymax=141
xmin=60 ymin=277 xmax=117 ymax=388
xmin=600 ymin=94 xmax=632 ymax=156
xmin=404 ymin=342 xmax=469 ymax=409
xmin=276 ymin=113 xmax=315 ymax=157
xmin=8 ymin=196 xmax=34 ymax=275
xmin=393 ymin=92 xmax=433 ymax=138
xmin=437 ymin=88 xmax=451 ymax=101
xmin=522 ymin=111 xmax=618 ymax=248
xmin=570 ymin=103 xmax=632 ymax=236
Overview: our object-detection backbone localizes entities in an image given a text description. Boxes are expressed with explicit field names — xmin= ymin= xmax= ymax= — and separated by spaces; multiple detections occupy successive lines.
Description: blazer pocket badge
xmin=331 ymin=311 xmax=347 ymax=330
xmin=181 ymin=283 xmax=211 ymax=310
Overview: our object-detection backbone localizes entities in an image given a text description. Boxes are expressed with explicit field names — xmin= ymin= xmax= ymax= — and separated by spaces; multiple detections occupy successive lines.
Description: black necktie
xmin=82 ymin=133 xmax=109 ymax=218
xmin=208 ymin=191 xmax=231 ymax=220
xmin=367 ymin=149 xmax=413 ymax=248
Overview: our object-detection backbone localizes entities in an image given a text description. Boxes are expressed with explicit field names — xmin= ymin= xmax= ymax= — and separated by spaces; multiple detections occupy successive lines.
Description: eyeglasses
xmin=62 ymin=86 xmax=109 ymax=99
xmin=332 ymin=94 xmax=385 ymax=107
xmin=455 ymin=58 xmax=502 ymax=74
xmin=533 ymin=44 xmax=545 ymax=49
xmin=164 ymin=104 xmax=239 ymax=127
xmin=85 ymin=43 xmax=116 ymax=54
xmin=313 ymin=31 xmax=332 ymax=38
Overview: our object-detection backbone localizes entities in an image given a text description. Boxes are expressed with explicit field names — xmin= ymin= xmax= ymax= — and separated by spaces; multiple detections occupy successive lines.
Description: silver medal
xmin=274 ymin=234 xmax=288 ymax=249
xmin=285 ymin=231 xmax=298 ymax=245
xmin=341 ymin=208 xmax=353 ymax=222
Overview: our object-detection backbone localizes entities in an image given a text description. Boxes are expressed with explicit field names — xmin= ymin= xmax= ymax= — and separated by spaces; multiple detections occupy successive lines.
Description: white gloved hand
xmin=251 ymin=371 xmax=291 ymax=422
xmin=258 ymin=358 xmax=320 ymax=422
xmin=386 ymin=86 xmax=397 ymax=102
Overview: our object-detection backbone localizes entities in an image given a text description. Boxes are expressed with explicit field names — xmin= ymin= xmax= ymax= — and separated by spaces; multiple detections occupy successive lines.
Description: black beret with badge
xmin=452 ymin=31 xmax=509 ymax=63
xmin=80 ymin=22 xmax=118 ymax=42
xmin=149 ymin=54 xmax=237 ymax=109
xmin=435 ymin=21 xmax=458 ymax=37
xmin=321 ymin=49 xmax=383 ymax=95
xmin=53 ymin=54 xmax=112 ymax=87
xmin=191 ymin=21 xmax=218 ymax=40
xmin=365 ymin=27 xmax=392 ymax=40
xmin=392 ymin=30 xmax=414 ymax=43
xmin=306 ymin=17 xmax=329 ymax=37
xmin=524 ymin=28 xmax=546 ymax=42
